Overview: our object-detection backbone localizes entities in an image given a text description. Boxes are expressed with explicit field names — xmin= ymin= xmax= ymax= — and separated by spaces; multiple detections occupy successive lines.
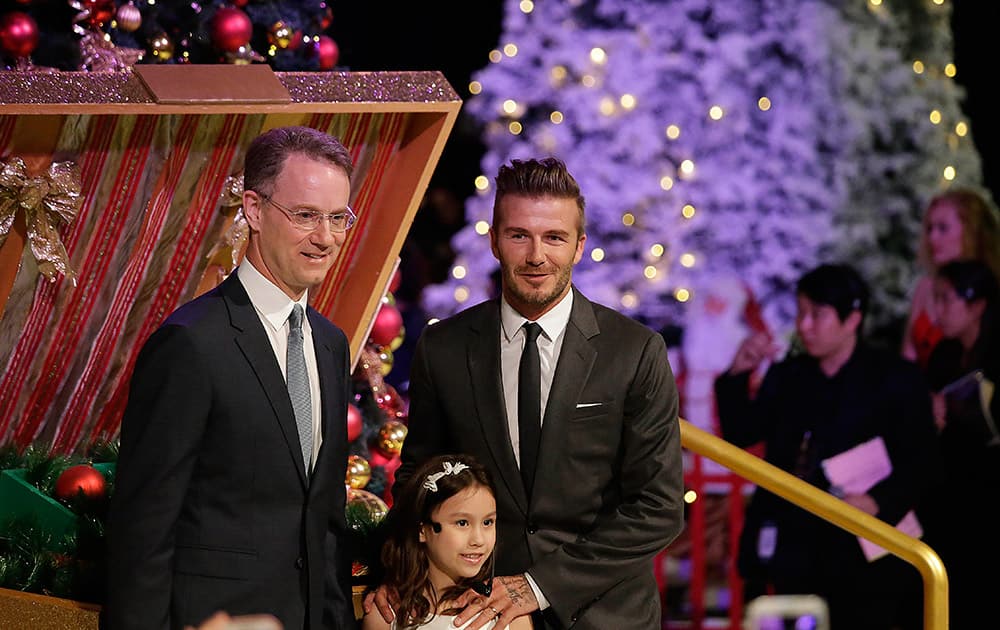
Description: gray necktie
xmin=287 ymin=304 xmax=313 ymax=473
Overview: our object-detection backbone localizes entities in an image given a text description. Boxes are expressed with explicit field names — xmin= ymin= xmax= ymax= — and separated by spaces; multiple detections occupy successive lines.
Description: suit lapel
xmin=223 ymin=275 xmax=310 ymax=488
xmin=468 ymin=303 xmax=530 ymax=513
xmin=535 ymin=289 xmax=599 ymax=502
xmin=309 ymin=312 xmax=340 ymax=493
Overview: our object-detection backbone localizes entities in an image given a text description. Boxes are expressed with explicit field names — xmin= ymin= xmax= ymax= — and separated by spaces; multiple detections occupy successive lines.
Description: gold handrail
xmin=679 ymin=418 xmax=948 ymax=630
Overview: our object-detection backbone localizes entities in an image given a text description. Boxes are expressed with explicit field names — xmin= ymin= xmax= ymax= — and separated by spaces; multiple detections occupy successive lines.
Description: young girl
xmin=362 ymin=454 xmax=532 ymax=630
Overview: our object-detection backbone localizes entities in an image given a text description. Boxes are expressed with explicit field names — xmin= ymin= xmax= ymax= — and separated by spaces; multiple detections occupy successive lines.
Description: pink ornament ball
xmin=369 ymin=302 xmax=403 ymax=347
xmin=347 ymin=403 xmax=363 ymax=442
xmin=316 ymin=35 xmax=339 ymax=70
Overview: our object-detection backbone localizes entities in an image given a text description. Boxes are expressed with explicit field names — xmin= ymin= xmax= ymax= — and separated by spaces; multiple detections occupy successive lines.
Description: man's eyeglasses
xmin=258 ymin=193 xmax=357 ymax=233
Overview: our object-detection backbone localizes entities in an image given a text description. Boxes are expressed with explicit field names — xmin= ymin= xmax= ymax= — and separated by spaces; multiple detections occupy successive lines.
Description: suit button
xmin=527 ymin=523 xmax=537 ymax=534
xmin=296 ymin=557 xmax=304 ymax=569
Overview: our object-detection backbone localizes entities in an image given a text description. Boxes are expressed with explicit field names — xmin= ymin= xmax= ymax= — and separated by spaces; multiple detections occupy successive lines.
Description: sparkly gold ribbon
xmin=206 ymin=172 xmax=249 ymax=273
xmin=0 ymin=157 xmax=83 ymax=284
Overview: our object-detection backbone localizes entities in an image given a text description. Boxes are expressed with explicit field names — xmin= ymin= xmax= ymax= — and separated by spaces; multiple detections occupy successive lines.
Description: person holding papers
xmin=714 ymin=263 xmax=940 ymax=630
xmin=921 ymin=259 xmax=999 ymax=629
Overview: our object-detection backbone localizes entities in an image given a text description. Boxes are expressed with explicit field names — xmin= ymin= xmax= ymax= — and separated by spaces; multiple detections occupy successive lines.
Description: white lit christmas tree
xmin=421 ymin=0 xmax=983 ymax=344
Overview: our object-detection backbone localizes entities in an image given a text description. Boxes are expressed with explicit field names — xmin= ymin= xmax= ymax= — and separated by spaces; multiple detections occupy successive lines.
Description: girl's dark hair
xmin=936 ymin=259 xmax=999 ymax=363
xmin=937 ymin=259 xmax=1000 ymax=306
xmin=381 ymin=454 xmax=495 ymax=627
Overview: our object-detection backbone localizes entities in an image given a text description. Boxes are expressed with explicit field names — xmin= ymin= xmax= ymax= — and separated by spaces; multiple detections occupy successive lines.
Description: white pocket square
xmin=576 ymin=402 xmax=602 ymax=408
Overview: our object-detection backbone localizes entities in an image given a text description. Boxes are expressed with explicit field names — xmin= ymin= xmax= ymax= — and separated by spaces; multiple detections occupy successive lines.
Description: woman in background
xmin=921 ymin=259 xmax=999 ymax=630
xmin=902 ymin=188 xmax=1000 ymax=368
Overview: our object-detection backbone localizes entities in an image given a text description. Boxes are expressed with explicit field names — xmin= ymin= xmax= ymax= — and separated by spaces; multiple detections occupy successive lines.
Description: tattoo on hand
xmin=499 ymin=576 xmax=529 ymax=607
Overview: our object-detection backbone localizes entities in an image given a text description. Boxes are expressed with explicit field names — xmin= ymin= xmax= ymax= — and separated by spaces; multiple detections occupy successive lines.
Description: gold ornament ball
xmin=115 ymin=1 xmax=142 ymax=33
xmin=389 ymin=327 xmax=405 ymax=351
xmin=346 ymin=487 xmax=388 ymax=524
xmin=267 ymin=21 xmax=292 ymax=49
xmin=378 ymin=348 xmax=394 ymax=376
xmin=346 ymin=454 xmax=371 ymax=489
xmin=378 ymin=420 xmax=408 ymax=456
xmin=150 ymin=32 xmax=174 ymax=62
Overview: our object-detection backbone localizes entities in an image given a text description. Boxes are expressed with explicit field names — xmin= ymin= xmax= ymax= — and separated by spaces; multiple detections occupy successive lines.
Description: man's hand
xmin=843 ymin=492 xmax=879 ymax=517
xmin=728 ymin=332 xmax=779 ymax=375
xmin=362 ymin=584 xmax=399 ymax=624
xmin=452 ymin=575 xmax=539 ymax=630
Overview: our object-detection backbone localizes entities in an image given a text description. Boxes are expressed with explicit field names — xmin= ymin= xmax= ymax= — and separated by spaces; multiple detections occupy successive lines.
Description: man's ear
xmin=489 ymin=226 xmax=500 ymax=261
xmin=244 ymin=190 xmax=263 ymax=231
xmin=967 ymin=298 xmax=988 ymax=324
xmin=845 ymin=309 xmax=862 ymax=333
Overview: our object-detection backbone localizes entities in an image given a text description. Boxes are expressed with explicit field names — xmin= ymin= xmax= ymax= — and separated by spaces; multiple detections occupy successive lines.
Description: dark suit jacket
xmin=106 ymin=273 xmax=356 ymax=630
xmin=395 ymin=287 xmax=684 ymax=630
xmin=714 ymin=342 xmax=939 ymax=587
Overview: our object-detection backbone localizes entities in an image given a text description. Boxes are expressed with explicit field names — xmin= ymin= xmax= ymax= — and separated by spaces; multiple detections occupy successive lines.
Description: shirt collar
xmin=237 ymin=260 xmax=309 ymax=330
xmin=500 ymin=288 xmax=574 ymax=342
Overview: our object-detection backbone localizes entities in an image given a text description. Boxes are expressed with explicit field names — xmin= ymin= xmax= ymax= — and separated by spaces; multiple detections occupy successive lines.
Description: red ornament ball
xmin=231 ymin=0 xmax=249 ymax=6
xmin=0 ymin=11 xmax=38 ymax=59
xmin=54 ymin=464 xmax=107 ymax=501
xmin=315 ymin=35 xmax=339 ymax=70
xmin=367 ymin=450 xmax=402 ymax=506
xmin=210 ymin=7 xmax=253 ymax=53
xmin=82 ymin=0 xmax=116 ymax=28
xmin=370 ymin=302 xmax=403 ymax=347
xmin=347 ymin=403 xmax=363 ymax=442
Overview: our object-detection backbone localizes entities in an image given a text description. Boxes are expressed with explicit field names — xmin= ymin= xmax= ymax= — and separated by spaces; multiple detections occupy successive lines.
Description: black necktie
xmin=519 ymin=322 xmax=542 ymax=495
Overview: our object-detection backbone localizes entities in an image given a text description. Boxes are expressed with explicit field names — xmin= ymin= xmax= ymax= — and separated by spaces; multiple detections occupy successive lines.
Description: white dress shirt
xmin=499 ymin=290 xmax=573 ymax=464
xmin=238 ymin=262 xmax=322 ymax=471
xmin=498 ymin=289 xmax=574 ymax=610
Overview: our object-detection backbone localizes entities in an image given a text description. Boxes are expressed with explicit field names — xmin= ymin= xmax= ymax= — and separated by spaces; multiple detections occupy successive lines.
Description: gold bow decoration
xmin=205 ymin=172 xmax=249 ymax=274
xmin=0 ymin=157 xmax=83 ymax=284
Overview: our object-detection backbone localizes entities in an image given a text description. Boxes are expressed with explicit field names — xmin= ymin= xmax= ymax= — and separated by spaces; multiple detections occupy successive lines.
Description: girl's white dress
xmin=393 ymin=612 xmax=505 ymax=629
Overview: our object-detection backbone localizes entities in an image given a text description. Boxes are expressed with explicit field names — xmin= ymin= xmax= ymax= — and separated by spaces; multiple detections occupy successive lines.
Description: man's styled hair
xmin=380 ymin=454 xmax=496 ymax=627
xmin=796 ymin=263 xmax=870 ymax=323
xmin=492 ymin=156 xmax=586 ymax=235
xmin=243 ymin=125 xmax=354 ymax=197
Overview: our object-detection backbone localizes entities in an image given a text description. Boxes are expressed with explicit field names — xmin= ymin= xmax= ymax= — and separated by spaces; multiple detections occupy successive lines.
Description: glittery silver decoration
xmin=0 ymin=72 xmax=150 ymax=105
xmin=280 ymin=71 xmax=460 ymax=103
xmin=0 ymin=70 xmax=460 ymax=107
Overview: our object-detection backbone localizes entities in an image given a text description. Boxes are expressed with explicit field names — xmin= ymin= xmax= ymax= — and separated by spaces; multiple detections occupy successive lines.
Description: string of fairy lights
xmin=441 ymin=0 xmax=973 ymax=319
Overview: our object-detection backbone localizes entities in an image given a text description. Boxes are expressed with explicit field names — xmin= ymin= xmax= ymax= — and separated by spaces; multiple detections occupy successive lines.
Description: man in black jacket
xmin=715 ymin=263 xmax=939 ymax=630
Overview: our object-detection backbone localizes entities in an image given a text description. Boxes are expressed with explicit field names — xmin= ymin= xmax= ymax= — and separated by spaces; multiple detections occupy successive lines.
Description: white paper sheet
xmin=820 ymin=436 xmax=923 ymax=562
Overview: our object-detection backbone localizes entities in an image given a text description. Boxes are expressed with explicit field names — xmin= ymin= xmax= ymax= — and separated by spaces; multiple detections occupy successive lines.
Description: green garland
xmin=1 ymin=440 xmax=386 ymax=602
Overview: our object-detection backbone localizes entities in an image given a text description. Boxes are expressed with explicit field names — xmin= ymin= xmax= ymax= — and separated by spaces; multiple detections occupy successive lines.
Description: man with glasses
xmin=107 ymin=126 xmax=359 ymax=630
